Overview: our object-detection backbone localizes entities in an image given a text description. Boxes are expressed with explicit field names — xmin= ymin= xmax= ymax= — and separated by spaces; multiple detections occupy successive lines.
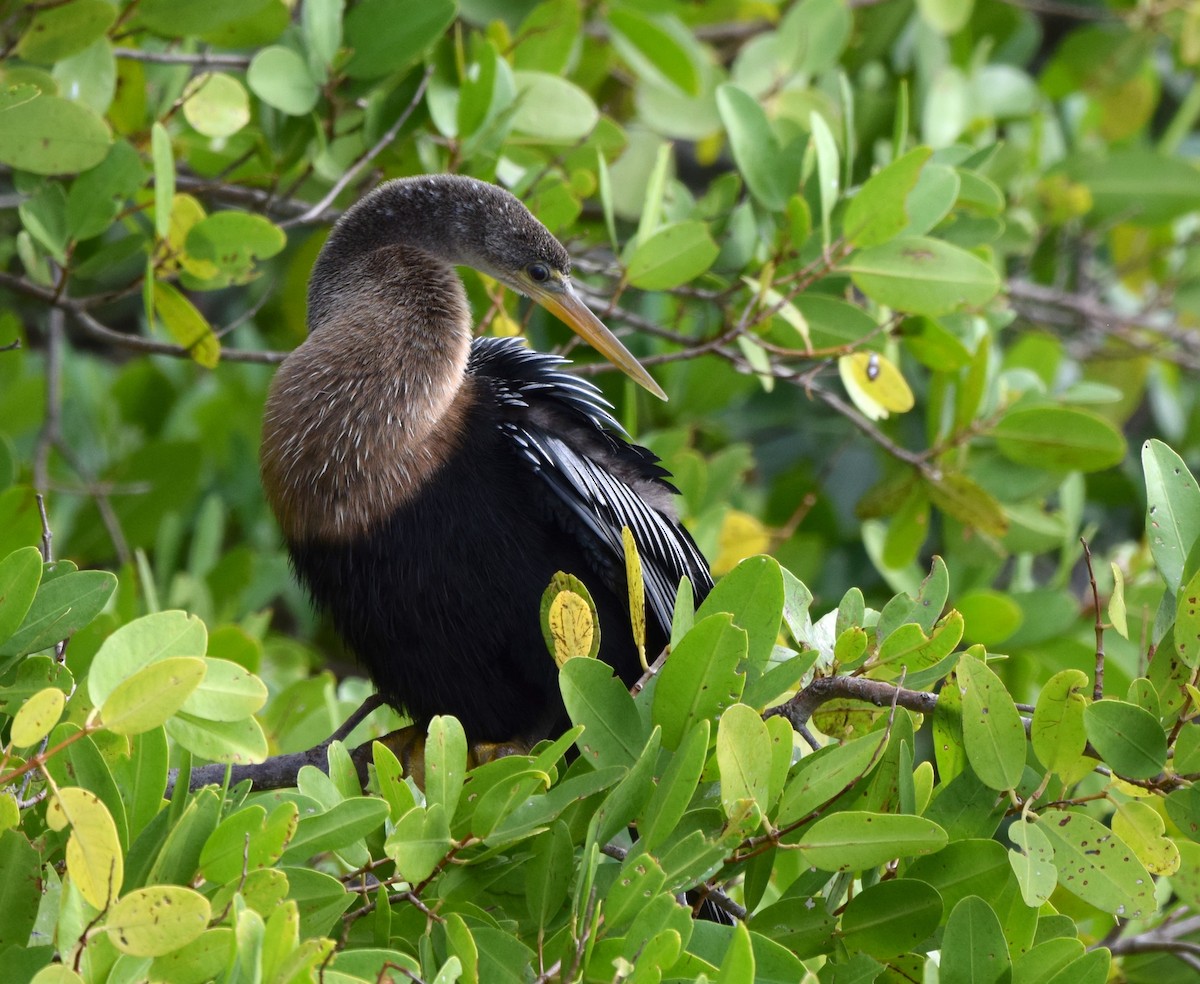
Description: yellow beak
xmin=532 ymin=283 xmax=668 ymax=401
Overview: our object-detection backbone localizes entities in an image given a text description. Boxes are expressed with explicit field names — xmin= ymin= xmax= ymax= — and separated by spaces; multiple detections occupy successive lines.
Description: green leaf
xmin=696 ymin=554 xmax=785 ymax=672
xmin=343 ymin=0 xmax=454 ymax=79
xmin=1083 ymin=699 xmax=1168 ymax=779
xmin=66 ymin=140 xmax=146 ymax=241
xmin=0 ymin=92 xmax=111 ymax=175
xmin=716 ymin=83 xmax=801 ymax=211
xmin=924 ymin=471 xmax=1009 ymax=538
xmin=137 ymin=0 xmax=276 ymax=36
xmin=652 ymin=613 xmax=746 ymax=750
xmin=906 ymin=839 xmax=1011 ymax=913
xmin=512 ymin=71 xmax=599 ymax=141
xmin=185 ymin=211 xmax=286 ymax=285
xmin=1031 ymin=669 xmax=1089 ymax=778
xmin=1142 ymin=439 xmax=1200 ymax=592
xmin=955 ymin=654 xmax=1027 ymax=791
xmin=88 ymin=611 xmax=207 ymax=708
xmin=425 ymin=715 xmax=467 ymax=820
xmin=100 ymin=656 xmax=206 ymax=735
xmin=282 ymin=797 xmax=389 ymax=862
xmin=717 ymin=703 xmax=772 ymax=821
xmin=608 ymin=8 xmax=702 ymax=96
xmin=16 ymin=0 xmax=116 ymax=65
xmin=385 ymin=805 xmax=452 ymax=884
xmin=939 ymin=896 xmax=1010 ymax=984
xmin=248 ymin=46 xmax=320 ymax=115
xmin=153 ymin=281 xmax=220 ymax=368
xmin=525 ymin=820 xmax=572 ymax=929
xmin=0 ymin=569 xmax=116 ymax=658
xmin=1112 ymin=798 xmax=1180 ymax=876
xmin=845 ymin=147 xmax=933 ymax=248
xmin=0 ymin=828 xmax=41 ymax=949
xmin=776 ymin=730 xmax=886 ymax=828
xmin=1036 ymin=810 xmax=1154 ymax=918
xmin=181 ymin=72 xmax=250 ymax=138
xmin=637 ymin=719 xmax=709 ymax=851
xmin=1008 ymin=819 xmax=1057 ymax=907
xmin=797 ymin=811 xmax=948 ymax=871
xmin=993 ymin=406 xmax=1126 ymax=472
xmin=625 ymin=220 xmax=718 ymax=290
xmin=846 ymin=236 xmax=1001 ymax=316
xmin=105 ymin=886 xmax=211 ymax=957
xmin=1069 ymin=149 xmax=1200 ymax=225
xmin=560 ymin=656 xmax=647 ymax=768
xmin=179 ymin=658 xmax=268 ymax=721
xmin=0 ymin=547 xmax=43 ymax=646
xmin=200 ymin=802 xmax=299 ymax=883
xmin=151 ymin=122 xmax=174 ymax=239
xmin=165 ymin=712 xmax=268 ymax=764
xmin=715 ymin=920 xmax=756 ymax=984
xmin=839 ymin=879 xmax=942 ymax=959
xmin=917 ymin=0 xmax=975 ymax=34
xmin=872 ymin=610 xmax=963 ymax=679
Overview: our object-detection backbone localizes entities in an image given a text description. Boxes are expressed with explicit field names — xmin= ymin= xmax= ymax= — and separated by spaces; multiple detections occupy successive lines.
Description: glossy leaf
xmin=625 ymin=221 xmax=719 ymax=290
xmin=1142 ymin=439 xmax=1200 ymax=592
xmin=939 ymin=896 xmax=1010 ymax=984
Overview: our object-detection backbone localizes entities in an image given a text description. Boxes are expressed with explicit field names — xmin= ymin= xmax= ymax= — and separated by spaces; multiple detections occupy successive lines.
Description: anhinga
xmin=261 ymin=174 xmax=712 ymax=748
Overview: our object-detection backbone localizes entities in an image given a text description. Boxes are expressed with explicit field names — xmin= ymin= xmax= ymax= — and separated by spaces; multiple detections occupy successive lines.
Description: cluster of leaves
xmin=2 ymin=0 xmax=1200 ymax=980
xmin=3 ymin=441 xmax=1200 ymax=982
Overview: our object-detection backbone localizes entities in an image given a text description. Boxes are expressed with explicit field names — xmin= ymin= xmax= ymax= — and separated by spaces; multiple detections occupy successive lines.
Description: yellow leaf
xmin=49 ymin=787 xmax=123 ymax=908
xmin=548 ymin=591 xmax=595 ymax=667
xmin=153 ymin=281 xmax=220 ymax=368
xmin=105 ymin=885 xmax=211 ymax=956
xmin=622 ymin=526 xmax=647 ymax=670
xmin=490 ymin=309 xmax=523 ymax=337
xmin=163 ymin=193 xmax=219 ymax=279
xmin=10 ymin=687 xmax=65 ymax=747
xmin=838 ymin=351 xmax=915 ymax=421
xmin=713 ymin=510 xmax=770 ymax=576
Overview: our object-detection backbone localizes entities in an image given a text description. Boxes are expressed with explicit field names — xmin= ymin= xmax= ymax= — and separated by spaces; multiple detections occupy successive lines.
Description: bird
xmin=260 ymin=173 xmax=713 ymax=750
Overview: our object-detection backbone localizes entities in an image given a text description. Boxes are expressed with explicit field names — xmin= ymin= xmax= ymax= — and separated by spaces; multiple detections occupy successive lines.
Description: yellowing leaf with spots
xmin=540 ymin=572 xmax=600 ymax=663
xmin=838 ymin=351 xmax=915 ymax=421
xmin=547 ymin=591 xmax=596 ymax=667
xmin=622 ymin=526 xmax=647 ymax=670
xmin=105 ymin=886 xmax=211 ymax=956
xmin=713 ymin=510 xmax=769 ymax=576
xmin=10 ymin=686 xmax=65 ymax=747
xmin=1113 ymin=799 xmax=1180 ymax=876
xmin=48 ymin=787 xmax=123 ymax=908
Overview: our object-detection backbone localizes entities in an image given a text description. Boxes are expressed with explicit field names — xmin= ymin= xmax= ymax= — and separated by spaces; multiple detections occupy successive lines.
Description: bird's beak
xmin=532 ymin=283 xmax=668 ymax=401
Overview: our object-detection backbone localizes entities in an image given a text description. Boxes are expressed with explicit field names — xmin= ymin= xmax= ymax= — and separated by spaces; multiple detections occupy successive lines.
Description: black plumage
xmin=261 ymin=175 xmax=711 ymax=744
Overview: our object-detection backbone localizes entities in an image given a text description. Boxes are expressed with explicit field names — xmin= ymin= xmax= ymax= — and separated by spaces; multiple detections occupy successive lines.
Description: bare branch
xmin=112 ymin=47 xmax=252 ymax=68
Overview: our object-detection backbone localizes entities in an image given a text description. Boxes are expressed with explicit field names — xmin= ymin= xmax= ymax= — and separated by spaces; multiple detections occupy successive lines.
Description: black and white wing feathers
xmin=468 ymin=336 xmax=712 ymax=634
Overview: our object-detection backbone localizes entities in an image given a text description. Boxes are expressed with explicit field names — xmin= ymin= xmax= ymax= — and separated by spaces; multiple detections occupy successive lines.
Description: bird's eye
xmin=527 ymin=263 xmax=551 ymax=283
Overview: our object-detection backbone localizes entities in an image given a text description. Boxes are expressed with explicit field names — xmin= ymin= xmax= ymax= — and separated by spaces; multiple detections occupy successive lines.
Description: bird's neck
xmin=261 ymin=244 xmax=474 ymax=542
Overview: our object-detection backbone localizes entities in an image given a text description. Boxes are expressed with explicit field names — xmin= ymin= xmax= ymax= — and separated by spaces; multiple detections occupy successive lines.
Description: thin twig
xmin=1080 ymin=538 xmax=1106 ymax=701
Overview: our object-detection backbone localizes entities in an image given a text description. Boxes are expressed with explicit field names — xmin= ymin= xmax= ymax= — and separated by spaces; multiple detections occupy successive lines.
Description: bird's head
xmin=339 ymin=175 xmax=667 ymax=401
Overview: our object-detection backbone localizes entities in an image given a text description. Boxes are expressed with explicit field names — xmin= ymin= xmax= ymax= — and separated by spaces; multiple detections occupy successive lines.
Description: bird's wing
xmin=468 ymin=336 xmax=712 ymax=634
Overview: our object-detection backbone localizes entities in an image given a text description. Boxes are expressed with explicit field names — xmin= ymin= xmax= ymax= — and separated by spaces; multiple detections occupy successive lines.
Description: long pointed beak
xmin=532 ymin=283 xmax=668 ymax=401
